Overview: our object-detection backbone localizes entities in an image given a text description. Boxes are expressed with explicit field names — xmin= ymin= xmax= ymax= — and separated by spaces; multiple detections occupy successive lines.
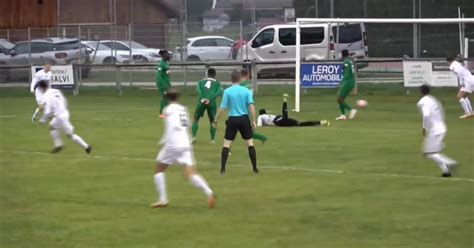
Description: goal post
xmin=294 ymin=18 xmax=474 ymax=112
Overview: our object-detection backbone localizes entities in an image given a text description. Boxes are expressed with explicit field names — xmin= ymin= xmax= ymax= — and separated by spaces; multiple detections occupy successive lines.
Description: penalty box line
xmin=1 ymin=149 xmax=473 ymax=183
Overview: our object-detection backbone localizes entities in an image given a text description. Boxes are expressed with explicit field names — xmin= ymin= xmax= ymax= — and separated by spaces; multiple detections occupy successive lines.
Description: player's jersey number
xmin=204 ymin=80 xmax=212 ymax=89
xmin=179 ymin=113 xmax=188 ymax=127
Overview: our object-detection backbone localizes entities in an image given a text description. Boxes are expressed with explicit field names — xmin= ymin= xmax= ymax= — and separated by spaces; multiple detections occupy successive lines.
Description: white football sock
xmin=190 ymin=174 xmax=213 ymax=197
xmin=154 ymin=173 xmax=168 ymax=202
xmin=50 ymin=129 xmax=63 ymax=147
xmin=438 ymin=154 xmax=457 ymax=166
xmin=464 ymin=98 xmax=473 ymax=113
xmin=71 ymin=134 xmax=88 ymax=149
xmin=427 ymin=153 xmax=450 ymax=173
xmin=32 ymin=108 xmax=41 ymax=119
xmin=459 ymin=98 xmax=470 ymax=115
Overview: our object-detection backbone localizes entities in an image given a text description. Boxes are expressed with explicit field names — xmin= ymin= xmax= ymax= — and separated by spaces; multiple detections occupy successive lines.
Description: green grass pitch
xmin=0 ymin=84 xmax=473 ymax=248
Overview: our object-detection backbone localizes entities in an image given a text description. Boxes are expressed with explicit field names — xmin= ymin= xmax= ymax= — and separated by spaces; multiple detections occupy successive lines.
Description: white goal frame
xmin=295 ymin=18 xmax=474 ymax=112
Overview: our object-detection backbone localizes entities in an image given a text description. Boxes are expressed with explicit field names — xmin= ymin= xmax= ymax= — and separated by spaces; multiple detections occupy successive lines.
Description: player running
xmin=258 ymin=94 xmax=330 ymax=127
xmin=31 ymin=63 xmax=52 ymax=123
xmin=37 ymin=80 xmax=92 ymax=154
xmin=214 ymin=70 xmax=259 ymax=174
xmin=156 ymin=50 xmax=172 ymax=115
xmin=336 ymin=49 xmax=357 ymax=120
xmin=191 ymin=68 xmax=223 ymax=144
xmin=151 ymin=88 xmax=216 ymax=208
xmin=239 ymin=69 xmax=268 ymax=143
xmin=417 ymin=84 xmax=457 ymax=177
xmin=447 ymin=56 xmax=474 ymax=118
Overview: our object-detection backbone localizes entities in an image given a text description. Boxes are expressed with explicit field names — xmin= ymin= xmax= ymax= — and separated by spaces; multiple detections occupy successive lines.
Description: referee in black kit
xmin=213 ymin=70 xmax=259 ymax=174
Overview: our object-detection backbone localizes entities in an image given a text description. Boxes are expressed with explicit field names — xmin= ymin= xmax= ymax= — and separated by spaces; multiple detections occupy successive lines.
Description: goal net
xmin=294 ymin=18 xmax=474 ymax=112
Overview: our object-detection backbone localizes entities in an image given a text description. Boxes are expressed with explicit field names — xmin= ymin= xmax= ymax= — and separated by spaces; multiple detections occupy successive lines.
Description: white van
xmin=239 ymin=23 xmax=368 ymax=74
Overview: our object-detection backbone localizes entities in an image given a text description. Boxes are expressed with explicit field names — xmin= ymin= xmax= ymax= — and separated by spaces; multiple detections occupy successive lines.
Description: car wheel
xmin=187 ymin=55 xmax=201 ymax=61
xmin=103 ymin=57 xmax=117 ymax=64
xmin=134 ymin=56 xmax=148 ymax=63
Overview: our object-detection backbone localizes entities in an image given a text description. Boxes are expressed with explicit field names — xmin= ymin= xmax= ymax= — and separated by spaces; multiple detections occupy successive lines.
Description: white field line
xmin=0 ymin=115 xmax=419 ymax=134
xmin=1 ymin=149 xmax=472 ymax=183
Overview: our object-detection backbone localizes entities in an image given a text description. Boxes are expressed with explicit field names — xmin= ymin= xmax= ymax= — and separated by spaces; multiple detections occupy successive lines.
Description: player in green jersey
xmin=156 ymin=50 xmax=171 ymax=115
xmin=336 ymin=49 xmax=358 ymax=120
xmin=192 ymin=68 xmax=223 ymax=143
xmin=240 ymin=69 xmax=268 ymax=143
xmin=240 ymin=68 xmax=252 ymax=91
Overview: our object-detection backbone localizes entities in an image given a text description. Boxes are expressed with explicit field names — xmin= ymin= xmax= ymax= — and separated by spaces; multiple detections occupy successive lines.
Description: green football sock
xmin=253 ymin=132 xmax=268 ymax=143
xmin=339 ymin=102 xmax=346 ymax=115
xmin=342 ymin=101 xmax=352 ymax=111
xmin=192 ymin=122 xmax=199 ymax=138
xmin=210 ymin=126 xmax=216 ymax=141
xmin=159 ymin=97 xmax=168 ymax=114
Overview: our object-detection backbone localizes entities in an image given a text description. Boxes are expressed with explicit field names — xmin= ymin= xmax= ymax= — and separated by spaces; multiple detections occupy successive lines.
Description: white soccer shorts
xmin=460 ymin=79 xmax=474 ymax=94
xmin=156 ymin=147 xmax=195 ymax=166
xmin=35 ymin=89 xmax=45 ymax=105
xmin=50 ymin=112 xmax=74 ymax=135
xmin=423 ymin=132 xmax=445 ymax=154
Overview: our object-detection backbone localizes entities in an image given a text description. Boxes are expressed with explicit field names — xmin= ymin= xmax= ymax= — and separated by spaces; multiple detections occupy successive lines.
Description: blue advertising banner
xmin=300 ymin=63 xmax=344 ymax=88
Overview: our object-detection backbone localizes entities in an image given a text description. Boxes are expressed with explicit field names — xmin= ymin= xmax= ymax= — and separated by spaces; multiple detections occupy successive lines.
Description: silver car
xmin=6 ymin=37 xmax=91 ymax=77
xmin=82 ymin=41 xmax=133 ymax=64
xmin=176 ymin=36 xmax=235 ymax=61
xmin=100 ymin=40 xmax=162 ymax=63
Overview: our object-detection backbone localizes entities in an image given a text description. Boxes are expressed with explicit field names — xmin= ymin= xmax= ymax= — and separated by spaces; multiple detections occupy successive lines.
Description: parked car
xmin=0 ymin=39 xmax=15 ymax=81
xmin=1 ymin=38 xmax=91 ymax=80
xmin=238 ymin=23 xmax=368 ymax=75
xmin=175 ymin=36 xmax=235 ymax=61
xmin=99 ymin=40 xmax=162 ymax=62
xmin=82 ymin=41 xmax=133 ymax=64
xmin=0 ymin=39 xmax=14 ymax=55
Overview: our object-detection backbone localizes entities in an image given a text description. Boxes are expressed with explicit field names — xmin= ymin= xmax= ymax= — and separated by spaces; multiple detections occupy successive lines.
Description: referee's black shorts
xmin=224 ymin=115 xmax=253 ymax=141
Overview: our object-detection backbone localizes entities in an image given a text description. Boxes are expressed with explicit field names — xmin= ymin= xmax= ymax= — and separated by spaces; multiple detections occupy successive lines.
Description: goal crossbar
xmin=294 ymin=18 xmax=474 ymax=112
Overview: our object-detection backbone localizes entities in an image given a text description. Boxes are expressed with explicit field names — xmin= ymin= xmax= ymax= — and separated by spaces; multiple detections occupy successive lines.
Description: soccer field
xmin=0 ymin=84 xmax=473 ymax=248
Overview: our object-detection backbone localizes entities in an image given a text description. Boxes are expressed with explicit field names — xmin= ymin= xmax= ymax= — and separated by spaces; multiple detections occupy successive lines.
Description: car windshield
xmin=332 ymin=24 xmax=362 ymax=43
xmin=130 ymin=41 xmax=147 ymax=49
xmin=86 ymin=41 xmax=110 ymax=50
xmin=54 ymin=40 xmax=81 ymax=51
xmin=0 ymin=40 xmax=14 ymax=50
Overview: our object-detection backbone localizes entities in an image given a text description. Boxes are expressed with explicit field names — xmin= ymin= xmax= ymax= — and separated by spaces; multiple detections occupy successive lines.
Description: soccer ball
xmin=357 ymin=100 xmax=368 ymax=109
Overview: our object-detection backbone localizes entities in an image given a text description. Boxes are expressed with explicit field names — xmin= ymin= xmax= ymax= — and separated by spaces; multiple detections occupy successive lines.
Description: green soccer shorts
xmin=194 ymin=102 xmax=217 ymax=121
xmin=338 ymin=82 xmax=355 ymax=98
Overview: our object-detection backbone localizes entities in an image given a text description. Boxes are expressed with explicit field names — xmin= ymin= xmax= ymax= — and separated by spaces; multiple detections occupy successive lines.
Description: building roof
xmin=215 ymin=0 xmax=293 ymax=10
xmin=202 ymin=8 xmax=227 ymax=18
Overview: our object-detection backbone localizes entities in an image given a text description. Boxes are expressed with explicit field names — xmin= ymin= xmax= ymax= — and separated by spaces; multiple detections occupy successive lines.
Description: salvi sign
xmin=31 ymin=65 xmax=75 ymax=89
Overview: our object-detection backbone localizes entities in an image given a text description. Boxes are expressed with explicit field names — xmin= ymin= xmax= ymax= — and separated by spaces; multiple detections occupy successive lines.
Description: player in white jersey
xmin=447 ymin=57 xmax=474 ymax=118
xmin=151 ymin=88 xmax=216 ymax=209
xmin=36 ymin=81 xmax=92 ymax=154
xmin=417 ymin=85 xmax=457 ymax=177
xmin=31 ymin=64 xmax=53 ymax=122
xmin=257 ymin=94 xmax=329 ymax=127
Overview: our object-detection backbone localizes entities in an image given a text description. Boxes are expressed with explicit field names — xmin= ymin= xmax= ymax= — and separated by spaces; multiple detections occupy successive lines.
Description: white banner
xmin=403 ymin=61 xmax=458 ymax=87
xmin=403 ymin=61 xmax=432 ymax=87
xmin=430 ymin=62 xmax=458 ymax=87
xmin=31 ymin=65 xmax=75 ymax=89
